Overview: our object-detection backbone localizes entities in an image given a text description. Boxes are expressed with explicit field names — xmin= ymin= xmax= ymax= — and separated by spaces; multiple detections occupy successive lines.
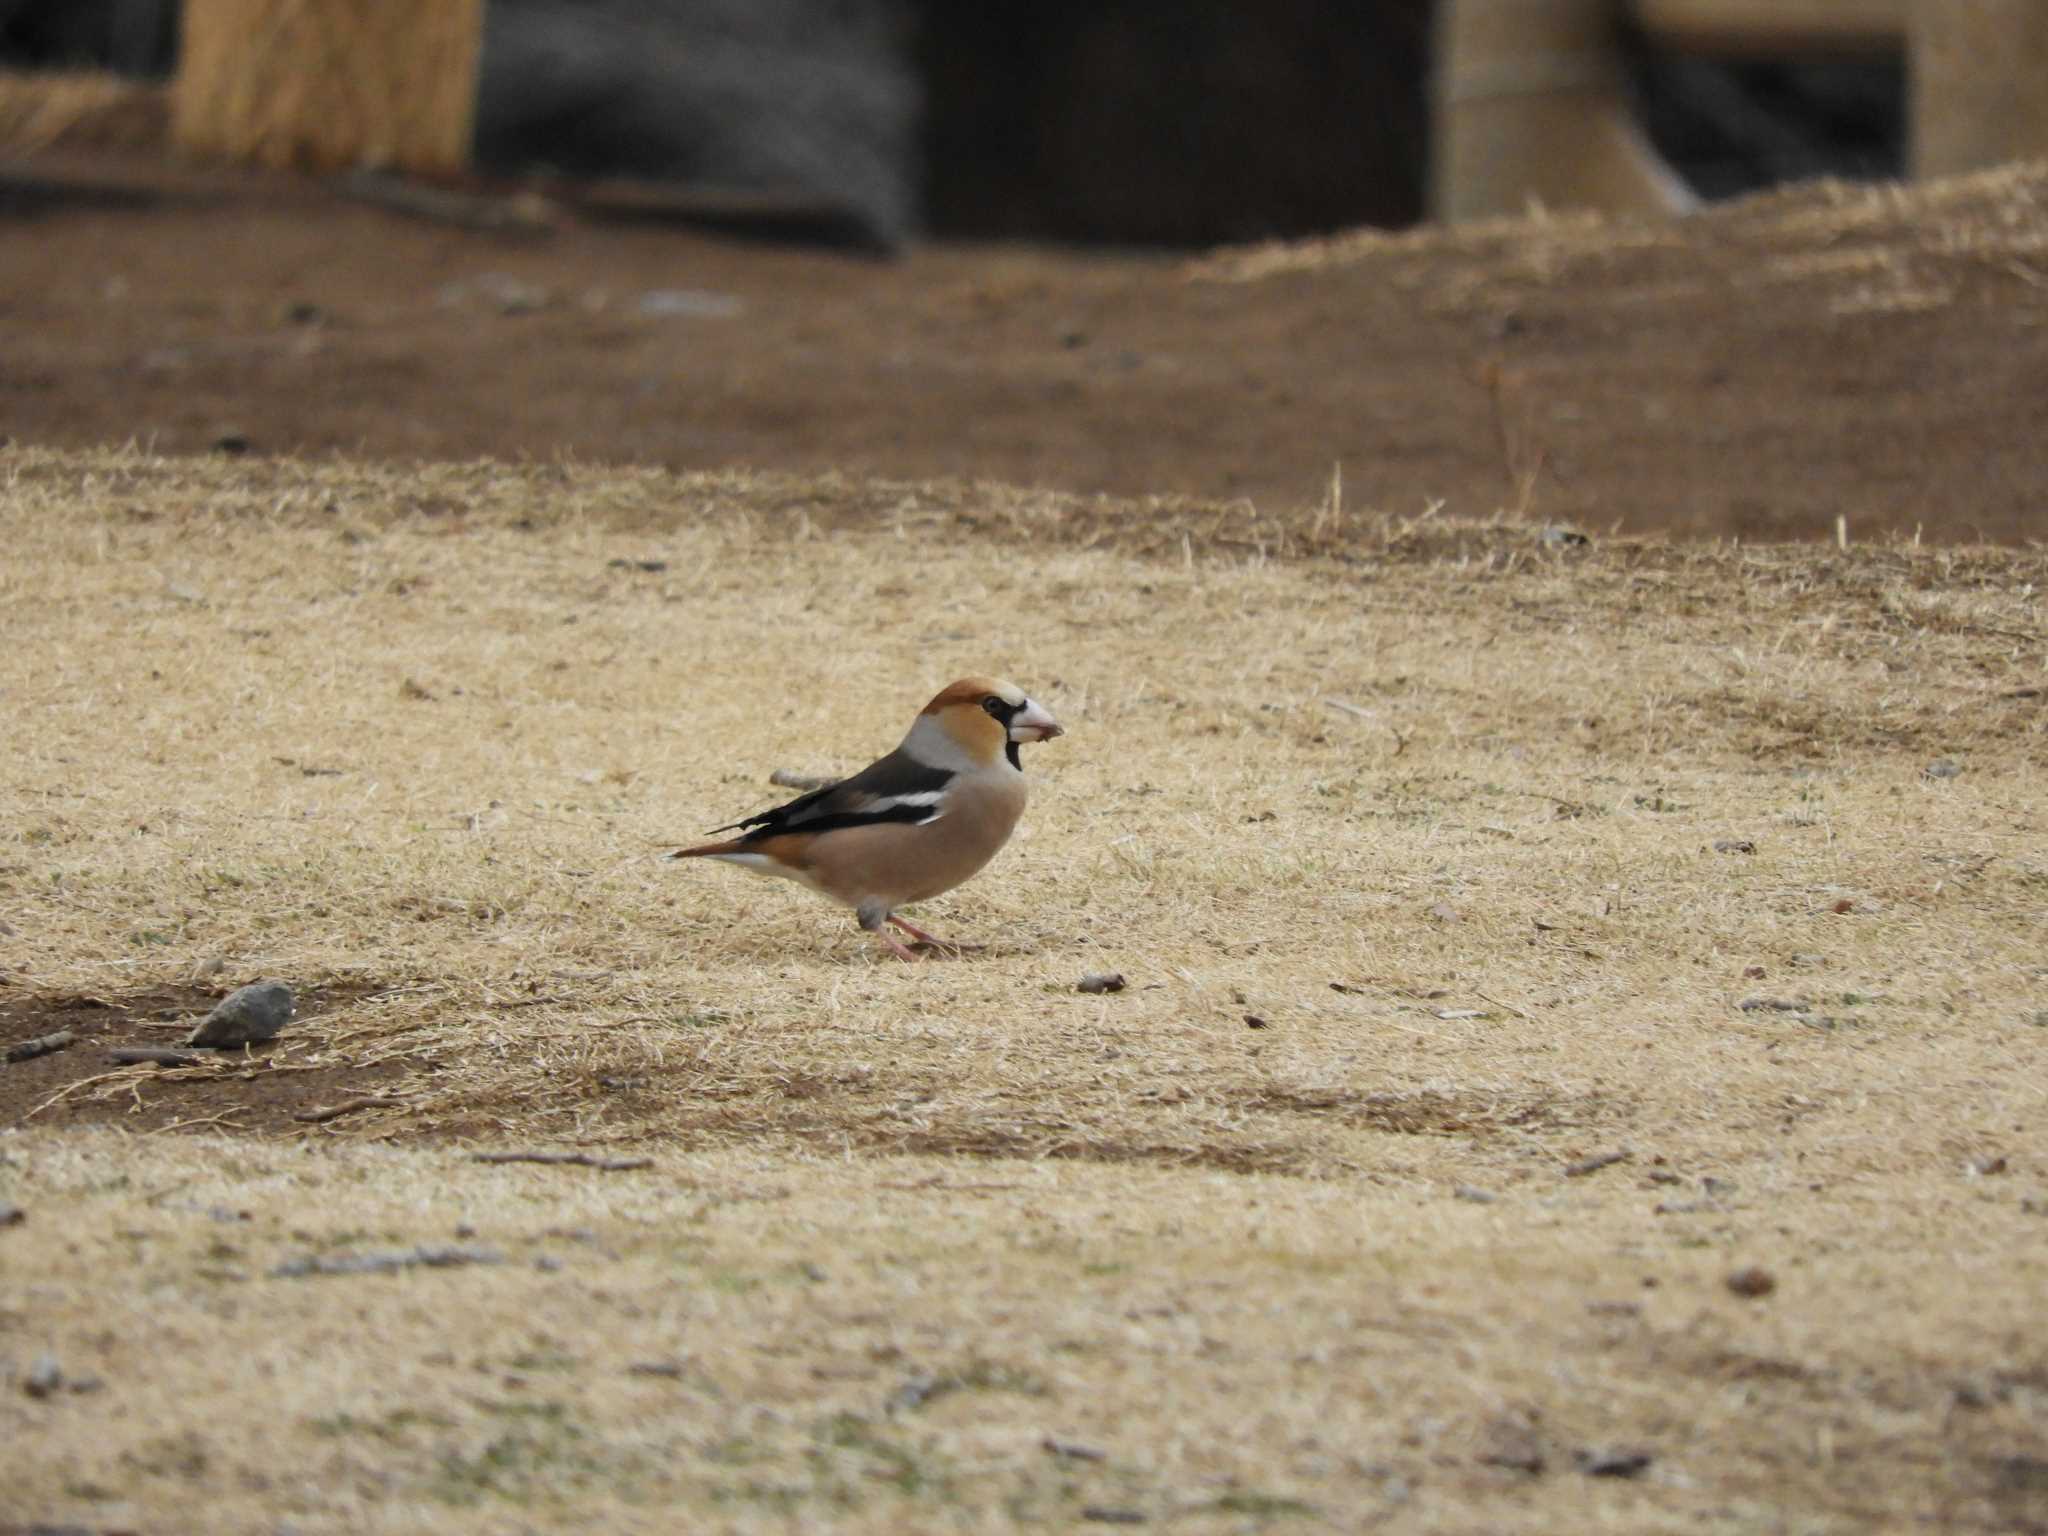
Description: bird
xmin=669 ymin=676 xmax=1064 ymax=960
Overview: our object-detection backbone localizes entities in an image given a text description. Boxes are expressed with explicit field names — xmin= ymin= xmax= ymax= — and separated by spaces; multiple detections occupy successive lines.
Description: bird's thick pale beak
xmin=1009 ymin=699 xmax=1064 ymax=742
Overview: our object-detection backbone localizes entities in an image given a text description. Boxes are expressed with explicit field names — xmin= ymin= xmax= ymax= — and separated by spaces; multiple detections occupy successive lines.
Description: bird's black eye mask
xmin=983 ymin=694 xmax=1024 ymax=769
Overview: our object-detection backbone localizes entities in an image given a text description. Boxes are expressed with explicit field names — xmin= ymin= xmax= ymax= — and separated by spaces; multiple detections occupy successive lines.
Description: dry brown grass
xmin=2 ymin=445 xmax=2046 ymax=1532
xmin=1195 ymin=158 xmax=2048 ymax=321
xmin=0 ymin=69 xmax=168 ymax=155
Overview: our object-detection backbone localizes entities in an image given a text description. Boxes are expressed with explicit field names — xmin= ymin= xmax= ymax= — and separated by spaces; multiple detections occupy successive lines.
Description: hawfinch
xmin=671 ymin=677 xmax=1064 ymax=960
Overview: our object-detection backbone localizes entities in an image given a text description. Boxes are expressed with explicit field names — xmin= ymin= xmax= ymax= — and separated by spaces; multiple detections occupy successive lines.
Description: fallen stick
xmin=1563 ymin=1148 xmax=1632 ymax=1178
xmin=108 ymin=1046 xmax=206 ymax=1067
xmin=472 ymin=1150 xmax=652 ymax=1171
xmin=338 ymin=169 xmax=554 ymax=233
xmin=6 ymin=1028 xmax=77 ymax=1063
xmin=271 ymin=1243 xmax=505 ymax=1279
xmin=293 ymin=1094 xmax=407 ymax=1124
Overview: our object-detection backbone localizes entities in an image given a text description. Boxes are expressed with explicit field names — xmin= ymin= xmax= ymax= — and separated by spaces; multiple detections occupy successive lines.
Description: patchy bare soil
xmin=0 ymin=981 xmax=410 ymax=1134
xmin=3 ymin=150 xmax=2048 ymax=541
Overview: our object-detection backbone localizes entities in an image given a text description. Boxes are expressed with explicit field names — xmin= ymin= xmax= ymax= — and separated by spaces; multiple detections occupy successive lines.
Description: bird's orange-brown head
xmin=917 ymin=676 xmax=1063 ymax=770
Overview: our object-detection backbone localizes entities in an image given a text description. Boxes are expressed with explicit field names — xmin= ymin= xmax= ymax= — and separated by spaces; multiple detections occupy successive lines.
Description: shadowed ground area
xmin=2 ymin=152 xmax=2046 ymax=541
xmin=1 ymin=448 xmax=2045 ymax=1531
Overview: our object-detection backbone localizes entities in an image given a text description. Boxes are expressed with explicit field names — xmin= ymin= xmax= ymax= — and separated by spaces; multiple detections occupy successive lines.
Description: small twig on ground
xmin=107 ymin=1046 xmax=206 ymax=1067
xmin=1043 ymin=1437 xmax=1108 ymax=1461
xmin=472 ymin=1150 xmax=653 ymax=1171
xmin=1513 ymin=788 xmax=1589 ymax=812
xmin=5 ymin=1028 xmax=77 ymax=1062
xmin=25 ymin=1068 xmax=134 ymax=1118
xmin=769 ymin=768 xmax=836 ymax=791
xmin=147 ymin=1111 xmax=248 ymax=1135
xmin=1475 ymin=990 xmax=1535 ymax=1022
xmin=293 ymin=1094 xmax=407 ymax=1124
xmin=271 ymin=1243 xmax=506 ymax=1279
xmin=1563 ymin=1148 xmax=1632 ymax=1178
xmin=338 ymin=170 xmax=553 ymax=234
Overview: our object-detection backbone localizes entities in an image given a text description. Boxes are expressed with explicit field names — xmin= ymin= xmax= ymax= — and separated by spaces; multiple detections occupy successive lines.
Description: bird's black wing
xmin=712 ymin=749 xmax=955 ymax=842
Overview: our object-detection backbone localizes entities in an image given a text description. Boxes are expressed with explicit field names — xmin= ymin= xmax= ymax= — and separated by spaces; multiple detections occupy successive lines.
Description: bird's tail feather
xmin=667 ymin=839 xmax=744 ymax=860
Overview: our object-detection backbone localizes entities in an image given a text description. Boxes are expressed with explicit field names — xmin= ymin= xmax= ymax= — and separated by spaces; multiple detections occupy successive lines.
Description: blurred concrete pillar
xmin=174 ymin=0 xmax=483 ymax=174
xmin=1911 ymin=0 xmax=2048 ymax=177
xmin=1432 ymin=0 xmax=1696 ymax=221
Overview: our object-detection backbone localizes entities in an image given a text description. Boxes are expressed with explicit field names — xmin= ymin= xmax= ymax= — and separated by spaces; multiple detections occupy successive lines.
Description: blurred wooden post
xmin=173 ymin=0 xmax=483 ymax=174
xmin=1635 ymin=0 xmax=1905 ymax=52
xmin=1432 ymin=0 xmax=1696 ymax=222
xmin=1910 ymin=0 xmax=2048 ymax=177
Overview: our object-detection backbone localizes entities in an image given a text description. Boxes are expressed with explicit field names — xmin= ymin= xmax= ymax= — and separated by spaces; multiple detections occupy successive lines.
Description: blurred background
xmin=0 ymin=0 xmax=1914 ymax=251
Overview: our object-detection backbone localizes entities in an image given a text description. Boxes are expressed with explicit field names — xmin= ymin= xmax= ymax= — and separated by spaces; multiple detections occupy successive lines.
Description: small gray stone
xmin=440 ymin=272 xmax=549 ymax=314
xmin=1577 ymin=1446 xmax=1653 ymax=1478
xmin=1925 ymin=757 xmax=1962 ymax=780
xmin=1077 ymin=972 xmax=1127 ymax=995
xmin=636 ymin=288 xmax=743 ymax=320
xmin=1726 ymin=1265 xmax=1776 ymax=1298
xmin=887 ymin=1372 xmax=941 ymax=1412
xmin=1475 ymin=1411 xmax=1546 ymax=1473
xmin=24 ymin=1352 xmax=62 ymax=1398
xmin=187 ymin=980 xmax=294 ymax=1048
xmin=1738 ymin=995 xmax=1805 ymax=1013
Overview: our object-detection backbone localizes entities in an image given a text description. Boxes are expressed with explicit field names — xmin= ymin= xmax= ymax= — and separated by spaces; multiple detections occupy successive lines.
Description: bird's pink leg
xmin=888 ymin=915 xmax=983 ymax=953
xmin=856 ymin=899 xmax=922 ymax=961
xmin=873 ymin=927 xmax=922 ymax=962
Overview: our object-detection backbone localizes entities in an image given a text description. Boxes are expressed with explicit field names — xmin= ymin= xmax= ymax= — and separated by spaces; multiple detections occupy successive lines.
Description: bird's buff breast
xmin=804 ymin=776 xmax=1027 ymax=908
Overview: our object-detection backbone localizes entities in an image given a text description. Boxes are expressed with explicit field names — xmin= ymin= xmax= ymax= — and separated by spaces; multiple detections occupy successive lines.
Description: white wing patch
xmin=861 ymin=789 xmax=946 ymax=825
